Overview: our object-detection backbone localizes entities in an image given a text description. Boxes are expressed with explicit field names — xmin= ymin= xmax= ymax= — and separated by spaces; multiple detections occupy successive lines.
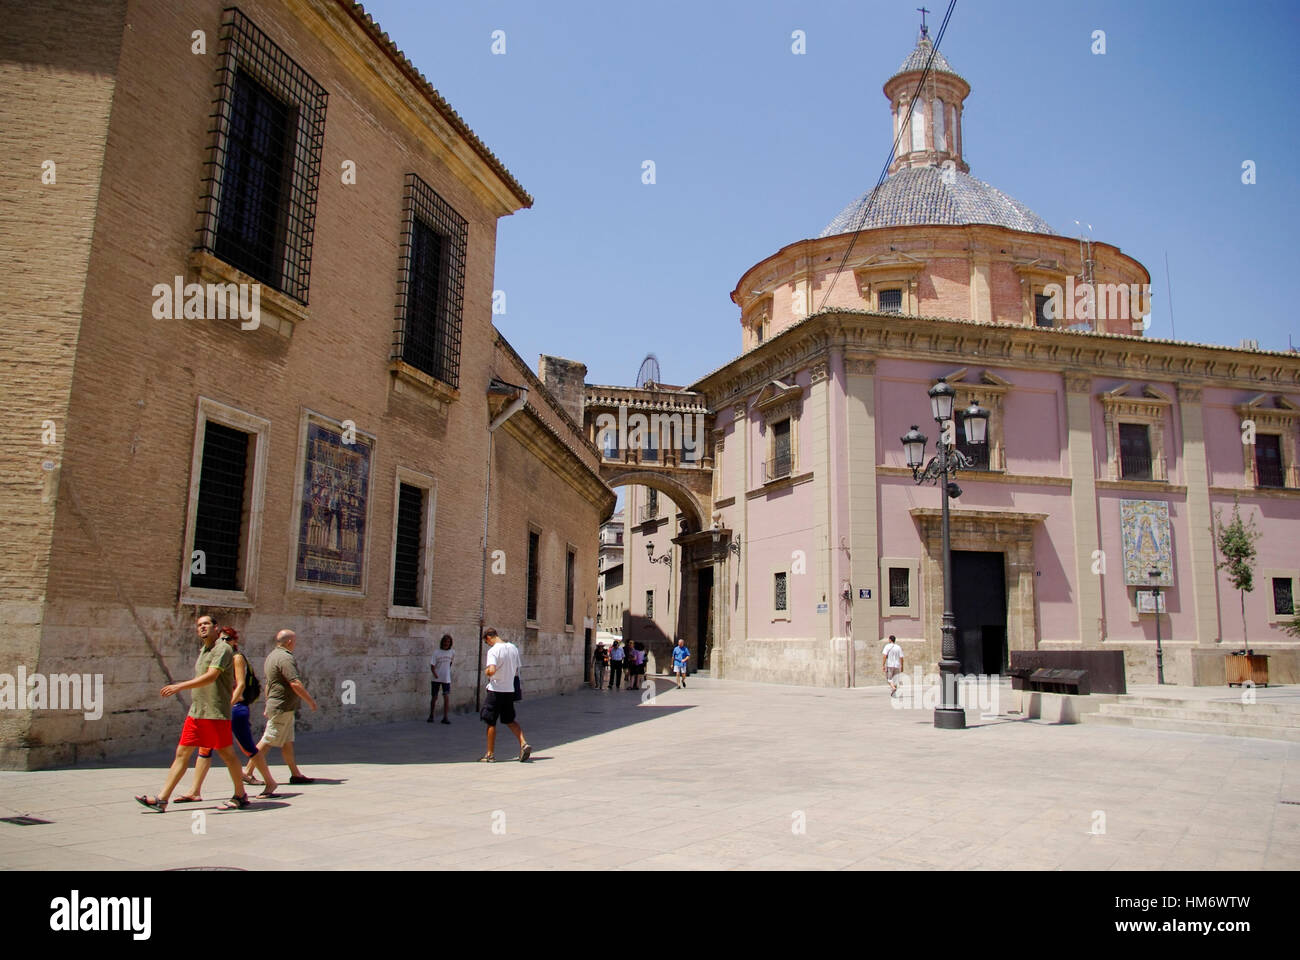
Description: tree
xmin=1214 ymin=498 xmax=1261 ymax=646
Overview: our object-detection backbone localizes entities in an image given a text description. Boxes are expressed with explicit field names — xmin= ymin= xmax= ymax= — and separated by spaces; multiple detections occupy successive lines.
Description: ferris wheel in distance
xmin=635 ymin=353 xmax=661 ymax=389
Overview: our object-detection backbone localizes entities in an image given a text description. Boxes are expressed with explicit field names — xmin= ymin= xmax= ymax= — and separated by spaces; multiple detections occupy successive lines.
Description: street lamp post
xmin=1148 ymin=567 xmax=1165 ymax=685
xmin=900 ymin=378 xmax=989 ymax=730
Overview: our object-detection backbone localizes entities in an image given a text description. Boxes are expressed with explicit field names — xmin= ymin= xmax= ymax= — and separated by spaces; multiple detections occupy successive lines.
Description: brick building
xmin=1 ymin=0 xmax=612 ymax=769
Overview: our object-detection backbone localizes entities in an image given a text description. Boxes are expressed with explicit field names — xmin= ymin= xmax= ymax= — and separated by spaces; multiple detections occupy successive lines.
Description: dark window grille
xmin=1119 ymin=423 xmax=1153 ymax=480
xmin=392 ymin=483 xmax=424 ymax=607
xmin=774 ymin=571 xmax=788 ymax=612
xmin=1273 ymin=577 xmax=1294 ymax=616
xmin=393 ymin=173 xmax=467 ymax=389
xmin=879 ymin=289 xmax=902 ymax=313
xmin=603 ymin=432 xmax=618 ymax=459
xmin=1256 ymin=434 xmax=1284 ymax=487
xmin=1035 ymin=293 xmax=1053 ymax=327
xmin=526 ymin=531 xmax=540 ymax=621
xmin=889 ymin=567 xmax=909 ymax=608
xmin=191 ymin=421 xmax=250 ymax=591
xmin=196 ymin=7 xmax=327 ymax=304
xmin=646 ymin=590 xmax=654 ymax=620
xmin=954 ymin=409 xmax=989 ymax=470
xmin=565 ymin=551 xmax=576 ymax=626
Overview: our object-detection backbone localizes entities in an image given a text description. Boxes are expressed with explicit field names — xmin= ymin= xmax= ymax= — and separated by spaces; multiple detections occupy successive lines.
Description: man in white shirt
xmin=429 ymin=634 xmax=454 ymax=724
xmin=479 ymin=627 xmax=531 ymax=762
xmin=882 ymin=635 xmax=905 ymax=697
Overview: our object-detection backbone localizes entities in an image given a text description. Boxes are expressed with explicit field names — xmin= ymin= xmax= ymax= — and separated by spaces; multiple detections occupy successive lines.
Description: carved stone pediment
xmin=754 ymin=379 xmax=804 ymax=423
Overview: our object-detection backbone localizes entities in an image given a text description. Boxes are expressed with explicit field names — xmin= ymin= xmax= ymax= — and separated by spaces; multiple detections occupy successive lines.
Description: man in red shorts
xmin=134 ymin=614 xmax=252 ymax=812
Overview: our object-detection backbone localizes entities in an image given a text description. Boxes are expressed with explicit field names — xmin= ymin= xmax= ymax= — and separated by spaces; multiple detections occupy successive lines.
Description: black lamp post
xmin=900 ymin=378 xmax=989 ymax=730
xmin=710 ymin=521 xmax=741 ymax=558
xmin=646 ymin=541 xmax=672 ymax=568
xmin=1148 ymin=567 xmax=1165 ymax=685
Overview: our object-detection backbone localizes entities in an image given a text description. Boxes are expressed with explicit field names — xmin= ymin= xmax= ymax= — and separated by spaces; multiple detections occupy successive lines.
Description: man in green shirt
xmin=245 ymin=629 xmax=318 ymax=785
xmin=134 ymin=614 xmax=252 ymax=812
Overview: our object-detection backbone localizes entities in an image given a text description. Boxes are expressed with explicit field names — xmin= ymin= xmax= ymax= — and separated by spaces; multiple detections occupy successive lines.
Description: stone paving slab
xmin=1 ymin=676 xmax=1298 ymax=871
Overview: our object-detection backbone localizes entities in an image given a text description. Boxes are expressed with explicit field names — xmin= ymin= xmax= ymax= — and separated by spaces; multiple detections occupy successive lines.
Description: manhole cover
xmin=1 ymin=816 xmax=51 ymax=826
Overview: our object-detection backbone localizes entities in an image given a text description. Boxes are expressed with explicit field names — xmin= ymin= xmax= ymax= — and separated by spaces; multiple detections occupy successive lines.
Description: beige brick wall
xmin=2 ymin=0 xmax=609 ymax=768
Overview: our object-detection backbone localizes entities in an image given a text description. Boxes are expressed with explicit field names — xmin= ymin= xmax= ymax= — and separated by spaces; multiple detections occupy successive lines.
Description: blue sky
xmin=361 ymin=0 xmax=1300 ymax=387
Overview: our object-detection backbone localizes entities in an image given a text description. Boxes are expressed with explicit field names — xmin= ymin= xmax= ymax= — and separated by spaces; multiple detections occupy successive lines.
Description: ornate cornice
xmin=810 ymin=361 xmax=829 ymax=385
xmin=1063 ymin=372 xmax=1093 ymax=394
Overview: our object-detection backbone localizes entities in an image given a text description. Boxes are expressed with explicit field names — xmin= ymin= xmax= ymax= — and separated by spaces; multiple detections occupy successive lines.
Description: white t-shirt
xmin=486 ymin=641 xmax=520 ymax=693
xmin=883 ymin=642 xmax=903 ymax=669
xmin=430 ymin=647 xmax=454 ymax=683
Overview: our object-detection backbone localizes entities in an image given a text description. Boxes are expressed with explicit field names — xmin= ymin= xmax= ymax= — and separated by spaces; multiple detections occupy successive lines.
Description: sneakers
xmin=519 ymin=743 xmax=532 ymax=763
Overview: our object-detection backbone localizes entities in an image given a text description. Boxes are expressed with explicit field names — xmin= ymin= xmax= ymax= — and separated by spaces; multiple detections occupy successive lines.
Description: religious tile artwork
xmin=294 ymin=415 xmax=373 ymax=591
xmin=1120 ymin=499 xmax=1173 ymax=586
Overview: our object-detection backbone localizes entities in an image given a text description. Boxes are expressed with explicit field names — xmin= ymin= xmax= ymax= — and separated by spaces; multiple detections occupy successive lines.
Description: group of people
xmin=591 ymin=638 xmax=692 ymax=689
xmin=134 ymin=615 xmax=318 ymax=812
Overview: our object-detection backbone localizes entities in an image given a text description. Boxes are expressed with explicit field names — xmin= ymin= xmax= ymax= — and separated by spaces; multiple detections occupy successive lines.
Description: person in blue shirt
xmin=672 ymin=638 xmax=690 ymax=688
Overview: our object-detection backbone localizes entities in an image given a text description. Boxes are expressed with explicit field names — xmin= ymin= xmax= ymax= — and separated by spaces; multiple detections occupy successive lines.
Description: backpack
xmin=241 ymin=653 xmax=261 ymax=704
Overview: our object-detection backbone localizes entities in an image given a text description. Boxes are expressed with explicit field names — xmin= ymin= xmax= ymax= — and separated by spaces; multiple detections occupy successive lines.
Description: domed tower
xmin=732 ymin=20 xmax=1151 ymax=344
xmin=885 ymin=20 xmax=970 ymax=175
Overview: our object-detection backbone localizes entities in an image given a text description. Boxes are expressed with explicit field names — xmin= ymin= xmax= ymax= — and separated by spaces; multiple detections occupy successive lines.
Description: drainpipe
xmin=476 ymin=379 xmax=528 ymax=710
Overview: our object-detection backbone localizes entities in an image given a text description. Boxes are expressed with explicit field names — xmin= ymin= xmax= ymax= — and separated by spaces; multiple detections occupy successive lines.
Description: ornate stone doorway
xmin=910 ymin=508 xmax=1045 ymax=671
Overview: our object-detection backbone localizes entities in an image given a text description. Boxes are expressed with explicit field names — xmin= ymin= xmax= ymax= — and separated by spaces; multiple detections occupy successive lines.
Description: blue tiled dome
xmin=819 ymin=166 xmax=1055 ymax=238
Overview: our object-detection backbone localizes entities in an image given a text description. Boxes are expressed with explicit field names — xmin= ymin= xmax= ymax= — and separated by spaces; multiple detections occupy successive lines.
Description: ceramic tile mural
xmin=1120 ymin=499 xmax=1172 ymax=586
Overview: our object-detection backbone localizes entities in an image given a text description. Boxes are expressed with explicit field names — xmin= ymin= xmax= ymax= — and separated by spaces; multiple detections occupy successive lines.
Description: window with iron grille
xmin=526 ymin=530 xmax=540 ymax=621
xmin=1255 ymin=434 xmax=1284 ymax=487
xmin=1273 ymin=577 xmax=1295 ymax=616
xmin=190 ymin=421 xmax=251 ymax=591
xmin=196 ymin=7 xmax=327 ymax=304
xmin=1119 ymin=423 xmax=1153 ymax=480
xmin=393 ymin=173 xmax=467 ymax=389
xmin=391 ymin=483 xmax=424 ymax=607
xmin=954 ymin=408 xmax=989 ymax=470
xmin=879 ymin=288 xmax=902 ymax=313
xmin=771 ymin=418 xmax=792 ymax=478
xmin=603 ymin=431 xmax=618 ymax=459
xmin=565 ymin=550 xmax=576 ymax=627
xmin=774 ymin=571 xmax=788 ymax=612
xmin=647 ymin=489 xmax=658 ymax=517
xmin=645 ymin=590 xmax=654 ymax=619
xmin=888 ymin=567 xmax=909 ymax=608
xmin=1034 ymin=293 xmax=1053 ymax=327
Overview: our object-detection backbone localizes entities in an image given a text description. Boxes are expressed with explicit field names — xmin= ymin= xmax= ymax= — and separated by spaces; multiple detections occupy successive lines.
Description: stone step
xmin=1099 ymin=699 xmax=1300 ymax=725
xmin=1082 ymin=711 xmax=1300 ymax=743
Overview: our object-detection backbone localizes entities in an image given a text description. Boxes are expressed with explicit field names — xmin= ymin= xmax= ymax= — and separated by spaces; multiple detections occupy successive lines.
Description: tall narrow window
xmin=879 ymin=289 xmax=902 ymax=313
xmin=889 ymin=567 xmax=910 ymax=608
xmin=1256 ymin=434 xmax=1284 ymax=487
xmin=1035 ymin=293 xmax=1053 ymax=327
xmin=565 ymin=549 xmax=576 ymax=627
xmin=770 ymin=418 xmax=792 ymax=480
xmin=933 ymin=98 xmax=946 ymax=151
xmin=196 ymin=8 xmax=328 ymax=303
xmin=774 ymin=571 xmax=788 ymax=613
xmin=603 ymin=430 xmax=618 ymax=459
xmin=526 ymin=531 xmax=540 ymax=621
xmin=190 ymin=422 xmax=251 ymax=591
xmin=645 ymin=590 xmax=654 ymax=620
xmin=911 ymin=100 xmax=926 ymax=152
xmin=393 ymin=174 xmax=468 ymax=389
xmin=1273 ymin=577 xmax=1294 ymax=616
xmin=391 ymin=483 xmax=424 ymax=608
xmin=1119 ymin=423 xmax=1153 ymax=480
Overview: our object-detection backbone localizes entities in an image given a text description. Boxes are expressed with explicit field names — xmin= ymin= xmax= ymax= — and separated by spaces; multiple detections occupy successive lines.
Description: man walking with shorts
xmin=246 ymin=629 xmax=318 ymax=785
xmin=479 ymin=627 xmax=530 ymax=763
xmin=134 ymin=615 xmax=252 ymax=811
xmin=672 ymin=638 xmax=690 ymax=688
xmin=882 ymin=635 xmax=905 ymax=697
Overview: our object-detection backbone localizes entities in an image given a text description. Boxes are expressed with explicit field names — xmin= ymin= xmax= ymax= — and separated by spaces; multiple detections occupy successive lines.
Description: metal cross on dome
xmin=917 ymin=6 xmax=930 ymax=37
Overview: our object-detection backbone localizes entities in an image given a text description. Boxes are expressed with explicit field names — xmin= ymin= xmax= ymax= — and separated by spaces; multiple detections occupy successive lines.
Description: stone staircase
xmin=1081 ymin=693 xmax=1300 ymax=742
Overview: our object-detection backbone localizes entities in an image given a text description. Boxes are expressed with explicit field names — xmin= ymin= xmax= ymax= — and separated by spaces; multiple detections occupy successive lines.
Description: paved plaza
xmin=2 ymin=676 xmax=1298 ymax=871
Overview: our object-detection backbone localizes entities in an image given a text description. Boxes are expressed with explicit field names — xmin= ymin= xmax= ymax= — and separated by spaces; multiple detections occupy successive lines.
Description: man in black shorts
xmin=479 ymin=628 xmax=530 ymax=763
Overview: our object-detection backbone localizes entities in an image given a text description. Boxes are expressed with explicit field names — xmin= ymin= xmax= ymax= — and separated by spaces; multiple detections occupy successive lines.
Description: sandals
xmin=172 ymin=795 xmax=202 ymax=804
xmin=241 ymin=774 xmax=263 ymax=786
xmin=218 ymin=794 xmax=251 ymax=810
xmin=134 ymin=795 xmax=167 ymax=812
xmin=477 ymin=754 xmax=496 ymax=763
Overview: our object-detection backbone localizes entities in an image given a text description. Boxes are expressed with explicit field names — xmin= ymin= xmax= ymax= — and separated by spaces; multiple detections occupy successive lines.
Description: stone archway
xmin=910 ymin=508 xmax=1047 ymax=671
xmin=602 ymin=469 xmax=709 ymax=532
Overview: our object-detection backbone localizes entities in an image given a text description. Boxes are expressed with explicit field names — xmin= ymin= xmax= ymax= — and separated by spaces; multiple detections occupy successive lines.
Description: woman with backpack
xmin=173 ymin=627 xmax=280 ymax=801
